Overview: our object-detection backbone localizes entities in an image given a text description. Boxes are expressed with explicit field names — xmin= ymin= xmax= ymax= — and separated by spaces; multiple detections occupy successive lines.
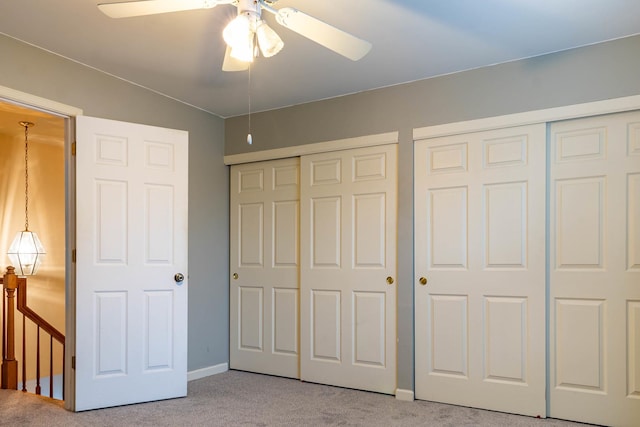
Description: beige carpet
xmin=0 ymin=370 xmax=590 ymax=426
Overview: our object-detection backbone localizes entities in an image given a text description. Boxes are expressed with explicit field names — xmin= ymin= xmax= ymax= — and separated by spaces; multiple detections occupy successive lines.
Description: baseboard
xmin=395 ymin=388 xmax=414 ymax=401
xmin=188 ymin=363 xmax=229 ymax=382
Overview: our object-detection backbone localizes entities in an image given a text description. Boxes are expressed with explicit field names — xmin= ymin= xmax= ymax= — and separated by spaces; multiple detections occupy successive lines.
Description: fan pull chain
xmin=247 ymin=60 xmax=252 ymax=145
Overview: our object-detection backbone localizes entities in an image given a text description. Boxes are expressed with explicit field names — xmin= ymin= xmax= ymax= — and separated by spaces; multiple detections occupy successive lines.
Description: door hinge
xmin=72 ymin=249 xmax=76 ymax=263
xmin=72 ymin=142 xmax=76 ymax=156
xmin=72 ymin=356 xmax=76 ymax=370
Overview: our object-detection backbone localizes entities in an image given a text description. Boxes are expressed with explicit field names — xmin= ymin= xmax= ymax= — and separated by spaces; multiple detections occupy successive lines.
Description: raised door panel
xmin=353 ymin=292 xmax=385 ymax=367
xmin=94 ymin=292 xmax=127 ymax=377
xmin=311 ymin=290 xmax=341 ymax=361
xmin=310 ymin=197 xmax=341 ymax=268
xmin=143 ymin=291 xmax=173 ymax=371
xmin=483 ymin=297 xmax=527 ymax=384
xmin=428 ymin=187 xmax=468 ymax=269
xmin=429 ymin=295 xmax=468 ymax=377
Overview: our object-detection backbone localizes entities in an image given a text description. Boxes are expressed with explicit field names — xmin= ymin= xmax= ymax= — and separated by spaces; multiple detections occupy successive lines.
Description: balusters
xmin=35 ymin=326 xmax=41 ymax=395
xmin=49 ymin=335 xmax=53 ymax=398
xmin=21 ymin=313 xmax=26 ymax=392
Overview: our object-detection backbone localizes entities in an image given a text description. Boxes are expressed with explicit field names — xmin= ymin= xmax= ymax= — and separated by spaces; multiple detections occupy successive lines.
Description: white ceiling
xmin=1 ymin=0 xmax=640 ymax=118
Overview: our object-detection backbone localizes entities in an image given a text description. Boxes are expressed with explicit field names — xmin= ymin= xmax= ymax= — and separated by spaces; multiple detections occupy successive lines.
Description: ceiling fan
xmin=97 ymin=0 xmax=372 ymax=71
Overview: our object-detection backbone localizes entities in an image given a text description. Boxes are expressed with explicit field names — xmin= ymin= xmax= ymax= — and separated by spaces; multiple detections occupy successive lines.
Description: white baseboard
xmin=395 ymin=388 xmax=414 ymax=401
xmin=187 ymin=363 xmax=229 ymax=382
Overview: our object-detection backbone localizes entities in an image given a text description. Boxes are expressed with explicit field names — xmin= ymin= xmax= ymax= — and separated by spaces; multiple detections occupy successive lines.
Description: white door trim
xmin=414 ymin=94 xmax=640 ymax=140
xmin=1 ymin=85 xmax=82 ymax=411
xmin=0 ymin=85 xmax=83 ymax=117
xmin=224 ymin=131 xmax=399 ymax=165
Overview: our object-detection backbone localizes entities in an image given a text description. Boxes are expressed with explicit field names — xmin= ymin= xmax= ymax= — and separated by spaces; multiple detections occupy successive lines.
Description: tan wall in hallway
xmin=1 ymin=126 xmax=65 ymax=381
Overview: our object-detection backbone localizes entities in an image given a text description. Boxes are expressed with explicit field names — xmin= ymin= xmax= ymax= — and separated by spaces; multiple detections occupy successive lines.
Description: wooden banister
xmin=1 ymin=267 xmax=19 ymax=390
xmin=1 ymin=266 xmax=65 ymax=399
xmin=16 ymin=278 xmax=65 ymax=345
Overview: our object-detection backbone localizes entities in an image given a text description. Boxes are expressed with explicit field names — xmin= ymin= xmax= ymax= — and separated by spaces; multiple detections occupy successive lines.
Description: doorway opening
xmin=1 ymin=95 xmax=70 ymax=403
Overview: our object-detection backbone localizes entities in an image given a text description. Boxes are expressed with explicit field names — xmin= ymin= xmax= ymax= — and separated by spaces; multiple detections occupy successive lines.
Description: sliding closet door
xmin=549 ymin=111 xmax=640 ymax=427
xmin=414 ymin=124 xmax=546 ymax=416
xmin=300 ymin=144 xmax=397 ymax=394
xmin=230 ymin=158 xmax=300 ymax=378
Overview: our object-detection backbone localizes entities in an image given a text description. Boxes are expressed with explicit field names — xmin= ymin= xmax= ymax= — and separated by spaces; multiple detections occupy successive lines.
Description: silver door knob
xmin=174 ymin=273 xmax=185 ymax=283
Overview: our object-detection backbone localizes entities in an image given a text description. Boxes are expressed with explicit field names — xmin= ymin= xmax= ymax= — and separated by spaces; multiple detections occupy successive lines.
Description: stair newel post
xmin=1 ymin=266 xmax=18 ymax=390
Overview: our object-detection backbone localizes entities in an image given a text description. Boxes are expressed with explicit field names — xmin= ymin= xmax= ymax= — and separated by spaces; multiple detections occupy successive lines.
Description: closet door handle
xmin=419 ymin=277 xmax=427 ymax=286
xmin=386 ymin=276 xmax=394 ymax=285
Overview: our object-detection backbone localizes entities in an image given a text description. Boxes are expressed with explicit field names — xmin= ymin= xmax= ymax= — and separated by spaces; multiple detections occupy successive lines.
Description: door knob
xmin=174 ymin=273 xmax=185 ymax=283
xmin=419 ymin=277 xmax=427 ymax=286
xmin=232 ymin=273 xmax=238 ymax=280
xmin=386 ymin=276 xmax=394 ymax=285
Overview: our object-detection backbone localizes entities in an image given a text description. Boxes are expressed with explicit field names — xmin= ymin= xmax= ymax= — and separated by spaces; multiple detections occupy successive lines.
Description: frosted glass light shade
xmin=223 ymin=15 xmax=255 ymax=62
xmin=256 ymin=22 xmax=283 ymax=57
xmin=7 ymin=230 xmax=46 ymax=276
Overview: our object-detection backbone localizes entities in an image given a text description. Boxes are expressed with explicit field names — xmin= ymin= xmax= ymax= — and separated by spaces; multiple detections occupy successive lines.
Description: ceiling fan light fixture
xmin=223 ymin=13 xmax=252 ymax=46
xmin=223 ymin=13 xmax=258 ymax=62
xmin=256 ymin=21 xmax=283 ymax=58
xmin=230 ymin=42 xmax=255 ymax=62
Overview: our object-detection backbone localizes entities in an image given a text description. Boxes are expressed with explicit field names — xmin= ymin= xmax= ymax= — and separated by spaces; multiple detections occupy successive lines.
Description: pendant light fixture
xmin=7 ymin=121 xmax=46 ymax=276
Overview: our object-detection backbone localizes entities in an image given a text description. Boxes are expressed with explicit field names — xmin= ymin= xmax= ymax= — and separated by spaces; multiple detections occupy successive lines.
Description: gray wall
xmin=0 ymin=34 xmax=229 ymax=372
xmin=225 ymin=34 xmax=640 ymax=391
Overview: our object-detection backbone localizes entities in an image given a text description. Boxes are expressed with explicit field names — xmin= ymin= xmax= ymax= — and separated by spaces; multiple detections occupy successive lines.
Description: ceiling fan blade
xmin=222 ymin=46 xmax=250 ymax=72
xmin=274 ymin=7 xmax=372 ymax=61
xmin=98 ymin=0 xmax=220 ymax=19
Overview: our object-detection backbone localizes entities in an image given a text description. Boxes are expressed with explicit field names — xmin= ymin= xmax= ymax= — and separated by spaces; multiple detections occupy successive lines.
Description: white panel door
xmin=75 ymin=116 xmax=188 ymax=411
xmin=300 ymin=144 xmax=397 ymax=394
xmin=230 ymin=158 xmax=299 ymax=378
xmin=549 ymin=111 xmax=640 ymax=427
xmin=414 ymin=124 xmax=546 ymax=416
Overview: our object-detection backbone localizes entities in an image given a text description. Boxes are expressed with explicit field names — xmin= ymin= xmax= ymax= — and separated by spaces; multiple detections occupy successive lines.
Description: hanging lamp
xmin=7 ymin=121 xmax=46 ymax=276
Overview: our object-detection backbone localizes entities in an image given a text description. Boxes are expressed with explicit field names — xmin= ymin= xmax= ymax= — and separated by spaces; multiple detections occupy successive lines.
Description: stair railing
xmin=1 ymin=266 xmax=65 ymax=399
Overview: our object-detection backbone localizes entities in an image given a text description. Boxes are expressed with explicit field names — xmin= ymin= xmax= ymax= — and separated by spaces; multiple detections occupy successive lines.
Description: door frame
xmin=413 ymin=93 xmax=640 ymax=412
xmin=414 ymin=95 xmax=640 ymax=141
xmin=0 ymin=85 xmax=82 ymax=410
xmin=223 ymin=131 xmax=399 ymax=165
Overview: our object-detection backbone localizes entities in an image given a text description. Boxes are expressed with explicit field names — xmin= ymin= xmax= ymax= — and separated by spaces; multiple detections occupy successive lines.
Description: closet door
xmin=414 ymin=124 xmax=546 ymax=416
xmin=300 ymin=144 xmax=397 ymax=394
xmin=230 ymin=158 xmax=300 ymax=378
xmin=549 ymin=111 xmax=640 ymax=427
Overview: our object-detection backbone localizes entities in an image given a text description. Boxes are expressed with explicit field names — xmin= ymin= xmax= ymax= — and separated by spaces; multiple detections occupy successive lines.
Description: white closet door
xmin=300 ymin=144 xmax=397 ymax=394
xmin=549 ymin=111 xmax=640 ymax=427
xmin=230 ymin=158 xmax=300 ymax=378
xmin=414 ymin=124 xmax=546 ymax=416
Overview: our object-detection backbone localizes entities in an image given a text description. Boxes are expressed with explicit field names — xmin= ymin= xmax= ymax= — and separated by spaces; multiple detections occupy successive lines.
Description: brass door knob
xmin=386 ymin=276 xmax=394 ymax=285
xmin=419 ymin=277 xmax=427 ymax=286
xmin=232 ymin=273 xmax=238 ymax=280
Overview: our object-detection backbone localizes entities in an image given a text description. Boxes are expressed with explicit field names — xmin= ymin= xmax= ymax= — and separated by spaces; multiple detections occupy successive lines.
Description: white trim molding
xmin=395 ymin=388 xmax=414 ymax=401
xmin=413 ymin=94 xmax=640 ymax=140
xmin=224 ymin=131 xmax=399 ymax=165
xmin=0 ymin=84 xmax=83 ymax=117
xmin=188 ymin=363 xmax=229 ymax=382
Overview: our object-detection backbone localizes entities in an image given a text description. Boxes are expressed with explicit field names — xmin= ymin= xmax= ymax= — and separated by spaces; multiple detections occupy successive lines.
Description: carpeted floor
xmin=0 ymin=370 xmax=591 ymax=426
